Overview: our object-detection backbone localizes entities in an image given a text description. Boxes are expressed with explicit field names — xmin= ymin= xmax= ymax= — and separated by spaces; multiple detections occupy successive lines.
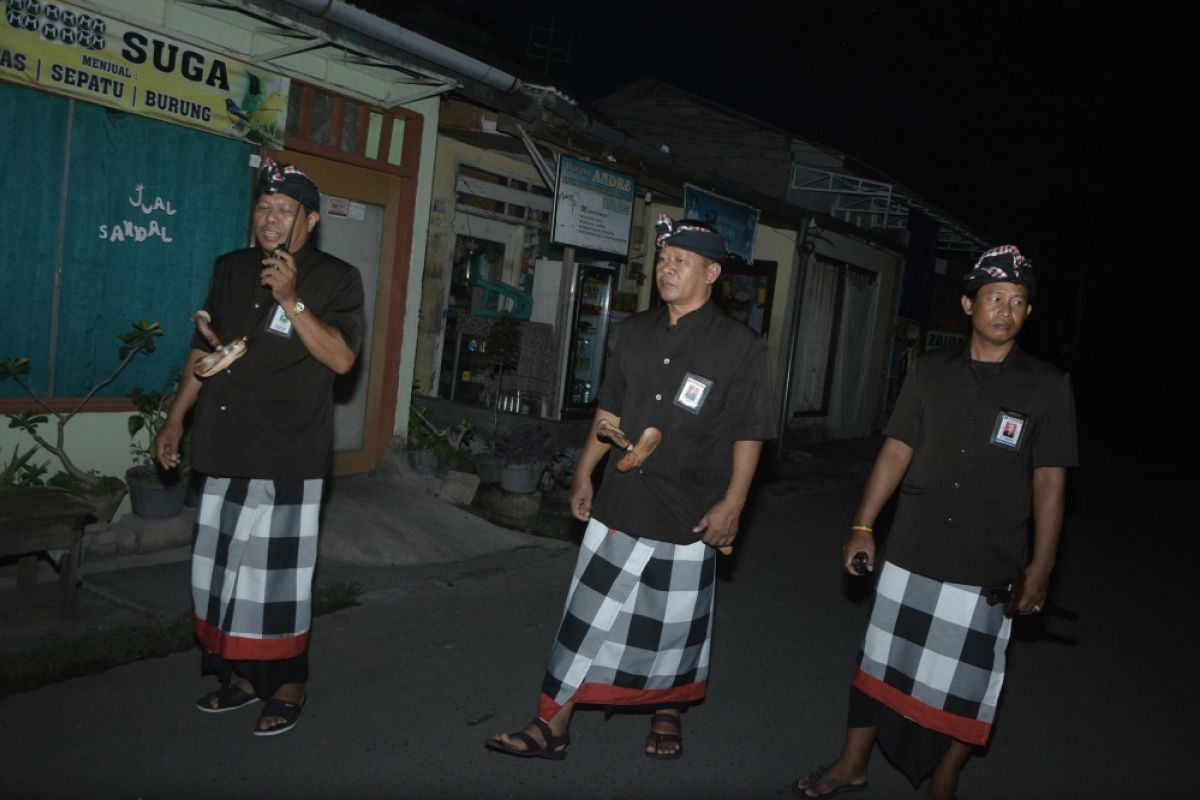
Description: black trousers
xmin=202 ymin=650 xmax=308 ymax=701
xmin=848 ymin=686 xmax=954 ymax=787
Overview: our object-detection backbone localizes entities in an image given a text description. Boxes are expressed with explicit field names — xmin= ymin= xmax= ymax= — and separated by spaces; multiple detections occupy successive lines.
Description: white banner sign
xmin=552 ymin=155 xmax=636 ymax=256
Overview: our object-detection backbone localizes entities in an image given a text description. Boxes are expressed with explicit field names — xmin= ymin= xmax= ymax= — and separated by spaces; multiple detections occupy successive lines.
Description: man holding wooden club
xmin=486 ymin=215 xmax=775 ymax=761
xmin=794 ymin=245 xmax=1078 ymax=798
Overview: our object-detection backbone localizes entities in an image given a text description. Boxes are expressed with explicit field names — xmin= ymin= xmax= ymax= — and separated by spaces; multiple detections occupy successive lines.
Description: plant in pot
xmin=1 ymin=320 xmax=163 ymax=521
xmin=1 ymin=443 xmax=49 ymax=491
xmin=125 ymin=378 xmax=189 ymax=518
xmin=407 ymin=406 xmax=476 ymax=475
xmin=405 ymin=405 xmax=439 ymax=474
xmin=496 ymin=423 xmax=551 ymax=494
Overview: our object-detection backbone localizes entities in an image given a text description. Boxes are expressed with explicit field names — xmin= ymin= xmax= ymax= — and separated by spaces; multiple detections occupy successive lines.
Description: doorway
xmin=273 ymin=149 xmax=411 ymax=474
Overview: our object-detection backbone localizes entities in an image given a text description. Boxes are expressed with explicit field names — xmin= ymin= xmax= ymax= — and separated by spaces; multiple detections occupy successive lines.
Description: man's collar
xmin=957 ymin=342 xmax=1028 ymax=376
xmin=663 ymin=298 xmax=717 ymax=329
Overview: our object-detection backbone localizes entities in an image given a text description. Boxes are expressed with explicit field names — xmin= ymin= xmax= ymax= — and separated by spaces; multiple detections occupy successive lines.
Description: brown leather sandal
xmin=645 ymin=712 xmax=683 ymax=760
xmin=484 ymin=717 xmax=569 ymax=760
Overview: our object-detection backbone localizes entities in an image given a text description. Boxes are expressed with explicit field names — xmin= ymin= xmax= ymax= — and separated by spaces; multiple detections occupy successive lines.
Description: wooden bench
xmin=0 ymin=487 xmax=96 ymax=613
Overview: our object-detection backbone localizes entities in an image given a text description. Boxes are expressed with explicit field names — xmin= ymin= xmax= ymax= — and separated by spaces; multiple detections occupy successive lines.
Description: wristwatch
xmin=285 ymin=300 xmax=306 ymax=321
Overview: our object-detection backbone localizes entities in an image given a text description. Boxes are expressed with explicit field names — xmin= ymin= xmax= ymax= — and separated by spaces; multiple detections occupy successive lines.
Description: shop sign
xmin=925 ymin=329 xmax=966 ymax=351
xmin=0 ymin=0 xmax=289 ymax=147
xmin=552 ymin=155 xmax=636 ymax=256
xmin=683 ymin=184 xmax=760 ymax=264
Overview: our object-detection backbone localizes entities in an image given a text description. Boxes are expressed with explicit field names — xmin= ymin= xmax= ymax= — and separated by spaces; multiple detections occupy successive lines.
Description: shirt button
xmin=655 ymin=393 xmax=662 ymax=401
xmin=947 ymin=517 xmax=954 ymax=523
xmin=953 ymin=482 xmax=960 ymax=489
xmin=960 ymin=448 xmax=967 ymax=455
xmin=663 ymin=358 xmax=670 ymax=365
xmin=219 ymin=405 xmax=227 ymax=411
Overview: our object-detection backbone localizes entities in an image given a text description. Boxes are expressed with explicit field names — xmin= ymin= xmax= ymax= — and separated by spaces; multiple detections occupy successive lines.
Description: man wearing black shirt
xmin=487 ymin=216 xmax=775 ymax=761
xmin=795 ymin=245 xmax=1077 ymax=798
xmin=156 ymin=160 xmax=363 ymax=737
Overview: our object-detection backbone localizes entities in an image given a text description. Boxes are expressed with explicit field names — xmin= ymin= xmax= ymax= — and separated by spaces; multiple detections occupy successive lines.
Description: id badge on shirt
xmin=266 ymin=304 xmax=293 ymax=337
xmin=990 ymin=408 xmax=1028 ymax=450
xmin=674 ymin=371 xmax=714 ymax=414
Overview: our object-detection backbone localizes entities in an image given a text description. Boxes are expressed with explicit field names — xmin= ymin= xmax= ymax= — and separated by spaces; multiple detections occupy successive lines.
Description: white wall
xmin=392 ymin=95 xmax=440 ymax=442
xmin=1 ymin=413 xmax=141 ymax=517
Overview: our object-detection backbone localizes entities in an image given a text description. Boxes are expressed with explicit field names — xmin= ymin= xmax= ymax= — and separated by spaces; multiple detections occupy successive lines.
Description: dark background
xmin=375 ymin=1 xmax=1193 ymax=461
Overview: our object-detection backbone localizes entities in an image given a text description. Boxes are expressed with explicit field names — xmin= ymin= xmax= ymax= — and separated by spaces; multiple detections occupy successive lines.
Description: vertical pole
xmin=549 ymin=246 xmax=576 ymax=418
xmin=775 ymin=215 xmax=811 ymax=464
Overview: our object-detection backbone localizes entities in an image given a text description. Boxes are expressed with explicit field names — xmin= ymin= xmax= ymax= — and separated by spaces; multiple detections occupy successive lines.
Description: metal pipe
xmin=279 ymin=0 xmax=522 ymax=92
xmin=775 ymin=215 xmax=812 ymax=463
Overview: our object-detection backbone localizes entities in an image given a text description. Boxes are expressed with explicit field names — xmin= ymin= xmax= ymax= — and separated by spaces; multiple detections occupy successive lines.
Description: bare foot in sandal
xmin=257 ymin=681 xmax=305 ymax=733
xmin=486 ymin=717 xmax=570 ymax=759
xmin=645 ymin=709 xmax=682 ymax=759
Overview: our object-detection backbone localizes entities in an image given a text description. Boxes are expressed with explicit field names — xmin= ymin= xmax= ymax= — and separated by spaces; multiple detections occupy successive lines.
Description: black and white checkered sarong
xmin=191 ymin=476 xmax=322 ymax=661
xmin=538 ymin=518 xmax=715 ymax=720
xmin=852 ymin=561 xmax=1012 ymax=745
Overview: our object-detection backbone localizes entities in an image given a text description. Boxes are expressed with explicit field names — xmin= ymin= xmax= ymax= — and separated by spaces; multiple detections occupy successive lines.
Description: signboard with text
xmin=924 ymin=330 xmax=966 ymax=351
xmin=552 ymin=155 xmax=636 ymax=256
xmin=0 ymin=0 xmax=289 ymax=147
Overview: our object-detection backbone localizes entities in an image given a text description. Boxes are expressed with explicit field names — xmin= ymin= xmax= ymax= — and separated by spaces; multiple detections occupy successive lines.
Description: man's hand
xmin=842 ymin=530 xmax=875 ymax=575
xmin=1008 ymin=565 xmax=1051 ymax=617
xmin=260 ymin=248 xmax=299 ymax=307
xmin=694 ymin=495 xmax=744 ymax=551
xmin=569 ymin=477 xmax=594 ymax=522
xmin=155 ymin=419 xmax=184 ymax=471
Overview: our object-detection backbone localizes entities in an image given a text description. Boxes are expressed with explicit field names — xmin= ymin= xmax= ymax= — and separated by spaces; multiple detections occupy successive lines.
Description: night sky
xmin=396 ymin=1 xmax=1193 ymax=453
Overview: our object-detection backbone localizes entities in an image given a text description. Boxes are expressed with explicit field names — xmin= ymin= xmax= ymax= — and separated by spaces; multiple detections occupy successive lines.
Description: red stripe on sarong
xmin=538 ymin=681 xmax=707 ymax=721
xmin=851 ymin=668 xmax=992 ymax=745
xmin=193 ymin=617 xmax=309 ymax=661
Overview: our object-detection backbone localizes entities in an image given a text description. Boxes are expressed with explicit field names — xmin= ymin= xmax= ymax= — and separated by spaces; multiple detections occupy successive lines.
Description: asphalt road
xmin=0 ymin=454 xmax=1189 ymax=799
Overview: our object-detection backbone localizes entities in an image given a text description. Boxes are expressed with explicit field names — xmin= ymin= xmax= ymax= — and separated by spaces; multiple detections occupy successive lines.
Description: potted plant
xmin=124 ymin=379 xmax=188 ymax=518
xmin=1 ymin=443 xmax=49 ymax=491
xmin=405 ymin=405 xmax=439 ymax=474
xmin=407 ymin=406 xmax=476 ymax=475
xmin=1 ymin=320 xmax=163 ymax=521
xmin=496 ymin=423 xmax=551 ymax=494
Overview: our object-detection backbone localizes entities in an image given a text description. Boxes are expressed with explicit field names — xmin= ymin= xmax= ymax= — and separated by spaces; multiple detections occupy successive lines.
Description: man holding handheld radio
xmin=156 ymin=159 xmax=364 ymax=737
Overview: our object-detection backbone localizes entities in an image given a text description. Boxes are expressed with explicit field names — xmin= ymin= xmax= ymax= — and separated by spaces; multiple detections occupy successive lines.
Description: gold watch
xmin=285 ymin=300 xmax=306 ymax=321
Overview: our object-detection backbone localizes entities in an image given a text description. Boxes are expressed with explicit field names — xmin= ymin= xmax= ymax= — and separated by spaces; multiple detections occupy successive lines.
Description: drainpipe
xmin=279 ymin=0 xmax=522 ymax=92
xmin=776 ymin=215 xmax=811 ymax=464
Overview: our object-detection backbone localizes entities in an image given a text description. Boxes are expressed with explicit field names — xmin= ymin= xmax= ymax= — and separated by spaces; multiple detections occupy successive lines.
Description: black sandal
xmin=195 ymin=684 xmax=260 ymax=714
xmin=484 ymin=717 xmax=569 ymax=760
xmin=645 ymin=712 xmax=683 ymax=760
xmin=253 ymin=696 xmax=307 ymax=737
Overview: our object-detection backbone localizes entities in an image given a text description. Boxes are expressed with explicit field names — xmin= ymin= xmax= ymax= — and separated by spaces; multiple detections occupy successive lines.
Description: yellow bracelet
xmin=851 ymin=524 xmax=874 ymax=535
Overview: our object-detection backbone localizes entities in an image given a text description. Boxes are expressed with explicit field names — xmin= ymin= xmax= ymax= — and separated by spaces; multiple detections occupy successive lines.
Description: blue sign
xmin=683 ymin=184 xmax=760 ymax=263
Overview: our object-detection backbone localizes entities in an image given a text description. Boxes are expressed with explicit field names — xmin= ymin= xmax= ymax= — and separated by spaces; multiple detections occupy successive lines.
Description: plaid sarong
xmin=539 ymin=518 xmax=716 ymax=720
xmin=191 ymin=476 xmax=323 ymax=661
xmin=851 ymin=561 xmax=1012 ymax=746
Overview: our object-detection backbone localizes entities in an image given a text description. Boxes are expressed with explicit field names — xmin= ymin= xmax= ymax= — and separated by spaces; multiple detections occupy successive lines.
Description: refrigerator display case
xmin=563 ymin=263 xmax=631 ymax=416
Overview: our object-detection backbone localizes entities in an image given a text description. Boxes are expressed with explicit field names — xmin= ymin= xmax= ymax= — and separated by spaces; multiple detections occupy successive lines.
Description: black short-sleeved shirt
xmin=883 ymin=345 xmax=1078 ymax=586
xmin=591 ymin=301 xmax=776 ymax=545
xmin=190 ymin=244 xmax=364 ymax=480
